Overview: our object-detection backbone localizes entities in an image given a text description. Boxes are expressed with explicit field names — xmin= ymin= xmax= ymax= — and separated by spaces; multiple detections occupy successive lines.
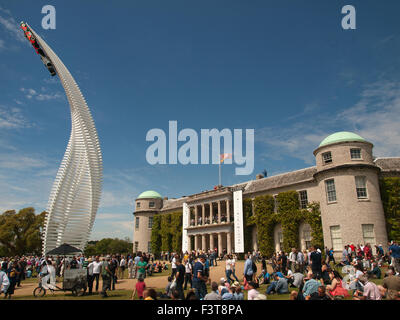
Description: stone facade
xmin=132 ymin=132 xmax=400 ymax=255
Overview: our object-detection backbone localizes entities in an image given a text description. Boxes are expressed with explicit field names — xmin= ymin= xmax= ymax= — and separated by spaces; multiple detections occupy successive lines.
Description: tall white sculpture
xmin=21 ymin=23 xmax=103 ymax=254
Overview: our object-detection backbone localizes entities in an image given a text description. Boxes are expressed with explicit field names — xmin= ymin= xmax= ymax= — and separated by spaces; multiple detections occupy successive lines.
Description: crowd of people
xmin=1 ymin=240 xmax=399 ymax=300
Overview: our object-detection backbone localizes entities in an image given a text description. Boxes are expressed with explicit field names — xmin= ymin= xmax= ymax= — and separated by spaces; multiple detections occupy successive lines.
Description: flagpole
xmin=219 ymin=160 xmax=221 ymax=187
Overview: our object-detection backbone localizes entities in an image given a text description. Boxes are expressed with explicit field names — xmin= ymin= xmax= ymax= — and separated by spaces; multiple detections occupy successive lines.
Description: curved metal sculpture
xmin=21 ymin=23 xmax=103 ymax=254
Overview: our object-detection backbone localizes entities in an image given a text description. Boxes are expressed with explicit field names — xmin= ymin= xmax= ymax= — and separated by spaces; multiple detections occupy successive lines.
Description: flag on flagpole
xmin=220 ymin=153 xmax=232 ymax=163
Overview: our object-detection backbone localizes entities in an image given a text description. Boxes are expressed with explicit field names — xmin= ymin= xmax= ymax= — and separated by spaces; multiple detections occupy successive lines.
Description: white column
xmin=218 ymin=201 xmax=221 ymax=223
xmin=218 ymin=232 xmax=223 ymax=256
xmin=195 ymin=206 xmax=198 ymax=226
xmin=210 ymin=233 xmax=215 ymax=251
xmin=226 ymin=199 xmax=230 ymax=222
xmin=227 ymin=232 xmax=232 ymax=254
xmin=201 ymin=204 xmax=205 ymax=225
xmin=202 ymin=234 xmax=206 ymax=251
xmin=194 ymin=234 xmax=199 ymax=250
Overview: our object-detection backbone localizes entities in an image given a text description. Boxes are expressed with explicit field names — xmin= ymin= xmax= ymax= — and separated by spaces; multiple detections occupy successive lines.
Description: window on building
xmin=149 ymin=201 xmax=155 ymax=208
xmin=362 ymin=224 xmax=376 ymax=247
xmin=325 ymin=179 xmax=337 ymax=202
xmin=148 ymin=241 xmax=152 ymax=253
xmin=355 ymin=176 xmax=368 ymax=199
xmin=303 ymin=229 xmax=312 ymax=249
xmin=350 ymin=148 xmax=362 ymax=159
xmin=330 ymin=225 xmax=342 ymax=251
xmin=278 ymin=232 xmax=283 ymax=250
xmin=299 ymin=190 xmax=308 ymax=209
xmin=135 ymin=217 xmax=139 ymax=229
xmin=148 ymin=216 xmax=153 ymax=229
xmin=136 ymin=202 xmax=140 ymax=208
xmin=322 ymin=151 xmax=332 ymax=164
xmin=274 ymin=195 xmax=279 ymax=213
xmin=134 ymin=241 xmax=139 ymax=252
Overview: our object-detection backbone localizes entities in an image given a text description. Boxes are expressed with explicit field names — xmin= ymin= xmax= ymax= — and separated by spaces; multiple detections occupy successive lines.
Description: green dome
xmin=319 ymin=132 xmax=367 ymax=147
xmin=137 ymin=190 xmax=162 ymax=199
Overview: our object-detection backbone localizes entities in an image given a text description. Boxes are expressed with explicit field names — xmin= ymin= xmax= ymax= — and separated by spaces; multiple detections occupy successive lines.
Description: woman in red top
xmin=326 ymin=270 xmax=350 ymax=298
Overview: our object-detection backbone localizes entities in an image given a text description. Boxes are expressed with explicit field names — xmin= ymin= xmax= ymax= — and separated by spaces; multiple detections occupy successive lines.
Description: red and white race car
xmin=20 ymin=21 xmax=56 ymax=76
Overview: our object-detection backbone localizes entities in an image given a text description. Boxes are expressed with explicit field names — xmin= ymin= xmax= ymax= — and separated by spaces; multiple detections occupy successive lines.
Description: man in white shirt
xmin=171 ymin=254 xmax=178 ymax=277
xmin=225 ymin=255 xmax=234 ymax=284
xmin=87 ymin=258 xmax=95 ymax=294
xmin=134 ymin=253 xmax=141 ymax=279
xmin=92 ymin=256 xmax=102 ymax=292
xmin=128 ymin=257 xmax=134 ymax=279
xmin=119 ymin=256 xmax=126 ymax=279
xmin=288 ymin=248 xmax=297 ymax=272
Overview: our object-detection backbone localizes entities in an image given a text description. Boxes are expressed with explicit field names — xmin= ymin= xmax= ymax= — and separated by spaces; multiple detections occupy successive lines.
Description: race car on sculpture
xmin=20 ymin=21 xmax=56 ymax=76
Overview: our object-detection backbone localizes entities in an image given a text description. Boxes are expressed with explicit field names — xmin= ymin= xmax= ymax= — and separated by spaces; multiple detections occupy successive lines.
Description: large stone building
xmin=132 ymin=132 xmax=400 ymax=255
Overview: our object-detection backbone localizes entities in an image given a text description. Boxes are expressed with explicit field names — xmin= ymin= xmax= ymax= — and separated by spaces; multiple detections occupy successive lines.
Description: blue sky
xmin=0 ymin=0 xmax=400 ymax=240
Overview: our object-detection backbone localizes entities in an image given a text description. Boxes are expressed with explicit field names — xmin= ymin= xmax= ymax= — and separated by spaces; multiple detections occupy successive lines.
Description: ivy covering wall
xmin=380 ymin=177 xmax=400 ymax=242
xmin=151 ymin=211 xmax=182 ymax=254
xmin=244 ymin=191 xmax=324 ymax=257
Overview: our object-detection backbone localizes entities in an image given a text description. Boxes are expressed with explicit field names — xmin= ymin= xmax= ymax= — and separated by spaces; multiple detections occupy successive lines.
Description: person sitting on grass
xmin=232 ymin=282 xmax=244 ymax=300
xmin=325 ymin=270 xmax=349 ymax=299
xmin=367 ymin=261 xmax=381 ymax=279
xmin=306 ymin=285 xmax=333 ymax=300
xmin=258 ymin=269 xmax=270 ymax=285
xmin=185 ymin=290 xmax=198 ymax=300
xmin=220 ymin=284 xmax=235 ymax=300
xmin=131 ymin=276 xmax=146 ymax=300
xmin=204 ymin=281 xmax=221 ymax=300
xmin=143 ymin=288 xmax=158 ymax=300
xmin=290 ymin=266 xmax=304 ymax=289
xmin=265 ymin=273 xmax=289 ymax=295
xmin=247 ymin=281 xmax=260 ymax=300
xmin=353 ymin=274 xmax=381 ymax=300
xmin=302 ymin=272 xmax=321 ymax=299
xmin=382 ymin=267 xmax=400 ymax=300
xmin=171 ymin=289 xmax=181 ymax=300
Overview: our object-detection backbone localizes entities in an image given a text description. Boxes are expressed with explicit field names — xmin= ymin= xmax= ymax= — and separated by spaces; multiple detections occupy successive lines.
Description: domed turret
xmin=313 ymin=132 xmax=387 ymax=254
xmin=314 ymin=131 xmax=374 ymax=171
xmin=133 ymin=190 xmax=163 ymax=253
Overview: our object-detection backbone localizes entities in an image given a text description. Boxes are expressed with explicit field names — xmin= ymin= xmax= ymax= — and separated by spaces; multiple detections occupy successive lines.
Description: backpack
xmin=251 ymin=260 xmax=257 ymax=273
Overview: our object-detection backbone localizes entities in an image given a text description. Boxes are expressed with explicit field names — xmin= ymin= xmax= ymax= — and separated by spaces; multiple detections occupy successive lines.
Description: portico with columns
xmin=185 ymin=188 xmax=236 ymax=255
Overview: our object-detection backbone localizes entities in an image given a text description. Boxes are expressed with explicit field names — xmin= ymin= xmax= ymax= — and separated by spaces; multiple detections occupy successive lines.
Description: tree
xmin=0 ymin=208 xmax=46 ymax=256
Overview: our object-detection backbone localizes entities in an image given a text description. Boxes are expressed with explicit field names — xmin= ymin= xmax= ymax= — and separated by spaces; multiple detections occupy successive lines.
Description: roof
xmin=242 ymin=166 xmax=317 ymax=194
xmin=137 ymin=190 xmax=162 ymax=199
xmin=319 ymin=132 xmax=367 ymax=147
xmin=374 ymin=157 xmax=400 ymax=173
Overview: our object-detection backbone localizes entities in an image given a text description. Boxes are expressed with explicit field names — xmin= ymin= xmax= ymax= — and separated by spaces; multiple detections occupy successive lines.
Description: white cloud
xmin=20 ymin=87 xmax=63 ymax=101
xmin=0 ymin=8 xmax=26 ymax=43
xmin=257 ymin=80 xmax=400 ymax=164
xmin=0 ymin=105 xmax=29 ymax=129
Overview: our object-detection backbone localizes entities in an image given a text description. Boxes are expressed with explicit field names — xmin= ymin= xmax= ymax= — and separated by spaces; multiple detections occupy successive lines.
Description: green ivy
xmin=253 ymin=195 xmax=276 ymax=257
xmin=243 ymin=198 xmax=254 ymax=253
xmin=250 ymin=191 xmax=324 ymax=257
xmin=380 ymin=177 xmax=400 ymax=242
xmin=302 ymin=202 xmax=324 ymax=250
xmin=152 ymin=211 xmax=183 ymax=253
xmin=150 ymin=214 xmax=162 ymax=255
